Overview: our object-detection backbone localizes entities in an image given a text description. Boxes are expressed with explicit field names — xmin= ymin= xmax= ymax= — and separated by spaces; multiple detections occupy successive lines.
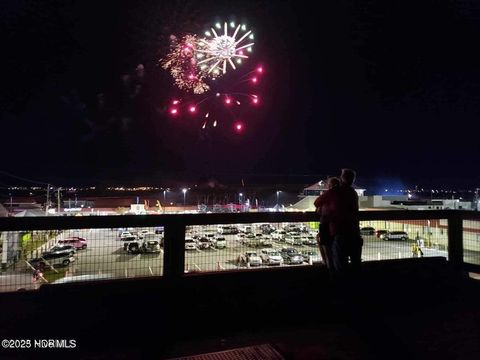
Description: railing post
xmin=163 ymin=223 xmax=186 ymax=280
xmin=447 ymin=215 xmax=463 ymax=269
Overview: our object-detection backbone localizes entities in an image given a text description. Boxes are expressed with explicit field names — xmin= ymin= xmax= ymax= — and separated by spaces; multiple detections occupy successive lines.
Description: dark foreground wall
xmin=0 ymin=258 xmax=478 ymax=359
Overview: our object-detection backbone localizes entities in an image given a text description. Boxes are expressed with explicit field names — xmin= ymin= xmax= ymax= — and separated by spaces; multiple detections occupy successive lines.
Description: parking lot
xmin=0 ymin=221 xmax=455 ymax=291
xmin=44 ymin=223 xmax=449 ymax=279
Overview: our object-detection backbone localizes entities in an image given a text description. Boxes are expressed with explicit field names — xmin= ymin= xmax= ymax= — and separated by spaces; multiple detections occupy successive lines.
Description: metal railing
xmin=0 ymin=210 xmax=479 ymax=291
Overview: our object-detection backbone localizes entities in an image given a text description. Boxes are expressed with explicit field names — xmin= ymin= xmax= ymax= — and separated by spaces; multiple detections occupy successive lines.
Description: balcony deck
xmin=0 ymin=257 xmax=479 ymax=359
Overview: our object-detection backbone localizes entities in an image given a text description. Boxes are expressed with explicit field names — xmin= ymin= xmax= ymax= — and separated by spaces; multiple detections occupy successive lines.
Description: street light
xmin=276 ymin=191 xmax=281 ymax=207
xmin=182 ymin=188 xmax=188 ymax=206
xmin=239 ymin=192 xmax=243 ymax=204
xmin=163 ymin=188 xmax=169 ymax=202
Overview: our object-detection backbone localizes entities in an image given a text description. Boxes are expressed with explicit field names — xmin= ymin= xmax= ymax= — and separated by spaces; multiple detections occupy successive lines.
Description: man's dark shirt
xmin=314 ymin=185 xmax=359 ymax=237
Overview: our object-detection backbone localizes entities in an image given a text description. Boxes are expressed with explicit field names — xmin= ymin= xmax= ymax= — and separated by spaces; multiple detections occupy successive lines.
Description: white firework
xmin=196 ymin=21 xmax=254 ymax=76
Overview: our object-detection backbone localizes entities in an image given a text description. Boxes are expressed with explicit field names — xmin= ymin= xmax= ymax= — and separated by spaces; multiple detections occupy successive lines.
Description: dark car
xmin=360 ymin=227 xmax=375 ymax=235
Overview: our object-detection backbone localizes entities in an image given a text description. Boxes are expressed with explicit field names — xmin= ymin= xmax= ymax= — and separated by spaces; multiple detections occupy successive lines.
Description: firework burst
xmin=161 ymin=19 xmax=262 ymax=134
xmin=161 ymin=34 xmax=211 ymax=94
xmin=197 ymin=21 xmax=254 ymax=77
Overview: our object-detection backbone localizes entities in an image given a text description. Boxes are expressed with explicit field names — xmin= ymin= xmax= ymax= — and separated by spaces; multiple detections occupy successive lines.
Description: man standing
xmin=332 ymin=169 xmax=362 ymax=272
xmin=314 ymin=169 xmax=362 ymax=273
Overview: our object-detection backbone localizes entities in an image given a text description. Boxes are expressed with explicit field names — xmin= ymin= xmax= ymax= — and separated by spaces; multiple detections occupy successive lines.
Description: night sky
xmin=2 ymin=0 xmax=480 ymax=187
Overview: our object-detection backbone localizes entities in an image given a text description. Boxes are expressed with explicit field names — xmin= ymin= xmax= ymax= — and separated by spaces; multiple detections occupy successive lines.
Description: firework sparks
xmin=197 ymin=22 xmax=254 ymax=76
xmin=161 ymin=19 xmax=261 ymax=134
xmin=161 ymin=34 xmax=211 ymax=94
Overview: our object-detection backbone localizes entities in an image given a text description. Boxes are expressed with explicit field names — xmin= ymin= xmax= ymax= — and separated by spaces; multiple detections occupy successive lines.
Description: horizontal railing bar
xmin=0 ymin=210 xmax=477 ymax=231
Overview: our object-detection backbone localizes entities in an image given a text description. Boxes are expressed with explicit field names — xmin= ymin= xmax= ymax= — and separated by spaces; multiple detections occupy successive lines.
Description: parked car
xmin=197 ymin=237 xmax=211 ymax=250
xmin=185 ymin=238 xmax=198 ymax=250
xmin=235 ymin=233 xmax=246 ymax=243
xmin=381 ymin=231 xmax=408 ymax=241
xmin=123 ymin=235 xmax=161 ymax=254
xmin=280 ymin=248 xmax=304 ymax=264
xmin=137 ymin=230 xmax=152 ymax=239
xmin=154 ymin=226 xmax=164 ymax=234
xmin=43 ymin=245 xmax=76 ymax=257
xmin=259 ymin=223 xmax=276 ymax=234
xmin=302 ymin=235 xmax=317 ymax=246
xmin=376 ymin=230 xmax=388 ymax=238
xmin=245 ymin=251 xmax=262 ymax=266
xmin=57 ymin=237 xmax=87 ymax=250
xmin=119 ymin=231 xmax=136 ymax=240
xmin=119 ymin=235 xmax=137 ymax=250
xmin=284 ymin=235 xmax=304 ymax=246
xmin=259 ymin=249 xmax=283 ymax=265
xmin=217 ymin=225 xmax=239 ymax=235
xmin=31 ymin=252 xmax=76 ymax=269
xmin=142 ymin=239 xmax=161 ymax=253
xmin=360 ymin=227 xmax=375 ymax=235
xmin=238 ymin=225 xmax=253 ymax=234
xmin=271 ymin=231 xmax=286 ymax=242
xmin=283 ymin=223 xmax=308 ymax=233
xmin=242 ymin=233 xmax=260 ymax=247
xmin=211 ymin=236 xmax=227 ymax=249
xmin=299 ymin=250 xmax=321 ymax=264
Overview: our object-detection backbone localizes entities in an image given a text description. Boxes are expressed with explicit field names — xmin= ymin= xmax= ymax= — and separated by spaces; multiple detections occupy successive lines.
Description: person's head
xmin=327 ymin=177 xmax=340 ymax=189
xmin=340 ymin=168 xmax=356 ymax=186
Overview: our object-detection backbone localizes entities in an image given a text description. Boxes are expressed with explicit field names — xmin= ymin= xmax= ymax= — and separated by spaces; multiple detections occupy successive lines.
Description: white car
xmin=212 ymin=237 xmax=227 ymax=249
xmin=260 ymin=236 xmax=274 ymax=247
xmin=235 ymin=233 xmax=246 ymax=242
xmin=238 ymin=225 xmax=253 ymax=234
xmin=260 ymin=249 xmax=283 ymax=265
xmin=380 ymin=231 xmax=408 ymax=241
xmin=137 ymin=230 xmax=151 ymax=239
xmin=242 ymin=234 xmax=260 ymax=247
xmin=245 ymin=251 xmax=262 ymax=266
xmin=271 ymin=231 xmax=287 ymax=242
xmin=185 ymin=237 xmax=198 ymax=250
xmin=284 ymin=235 xmax=304 ymax=246
xmin=119 ymin=231 xmax=135 ymax=240
xmin=299 ymin=250 xmax=321 ymax=264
